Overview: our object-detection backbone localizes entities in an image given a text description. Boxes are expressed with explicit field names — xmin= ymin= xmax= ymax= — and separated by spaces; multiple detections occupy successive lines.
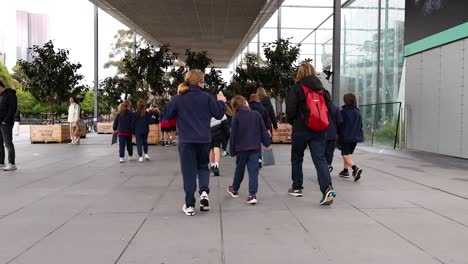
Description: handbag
xmin=262 ymin=148 xmax=275 ymax=166
xmin=111 ymin=133 xmax=118 ymax=145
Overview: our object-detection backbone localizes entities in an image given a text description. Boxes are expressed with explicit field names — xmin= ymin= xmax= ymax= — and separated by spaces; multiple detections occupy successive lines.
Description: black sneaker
xmin=259 ymin=159 xmax=263 ymax=169
xmin=161 ymin=141 xmax=166 ymax=146
xmin=288 ymin=188 xmax=303 ymax=197
xmin=200 ymin=191 xmax=210 ymax=211
xmin=353 ymin=168 xmax=362 ymax=182
xmin=328 ymin=165 xmax=333 ymax=173
xmin=320 ymin=186 xmax=336 ymax=205
xmin=213 ymin=167 xmax=220 ymax=176
xmin=210 ymin=166 xmax=215 ymax=172
xmin=339 ymin=170 xmax=350 ymax=178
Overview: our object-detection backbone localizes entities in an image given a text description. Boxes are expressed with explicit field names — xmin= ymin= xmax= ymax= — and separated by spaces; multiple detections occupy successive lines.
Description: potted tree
xmin=17 ymin=41 xmax=88 ymax=143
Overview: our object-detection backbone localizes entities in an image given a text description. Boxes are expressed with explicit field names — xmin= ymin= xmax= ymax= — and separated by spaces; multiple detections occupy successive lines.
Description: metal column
xmin=93 ymin=4 xmax=99 ymax=120
xmin=331 ymin=0 xmax=341 ymax=104
xmin=277 ymin=7 xmax=282 ymax=40
xmin=257 ymin=30 xmax=261 ymax=62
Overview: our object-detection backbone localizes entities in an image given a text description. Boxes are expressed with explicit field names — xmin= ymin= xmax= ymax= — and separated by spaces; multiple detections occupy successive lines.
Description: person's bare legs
xmin=343 ymin=155 xmax=354 ymax=169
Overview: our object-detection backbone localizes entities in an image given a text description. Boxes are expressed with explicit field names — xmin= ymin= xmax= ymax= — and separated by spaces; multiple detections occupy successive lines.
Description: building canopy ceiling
xmin=90 ymin=0 xmax=283 ymax=67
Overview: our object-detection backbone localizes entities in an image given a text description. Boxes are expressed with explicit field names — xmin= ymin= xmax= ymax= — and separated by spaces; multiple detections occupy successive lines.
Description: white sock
xmin=214 ymin=163 xmax=219 ymax=168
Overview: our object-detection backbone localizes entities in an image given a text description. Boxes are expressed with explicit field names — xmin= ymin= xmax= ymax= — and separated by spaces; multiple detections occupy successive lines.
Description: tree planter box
xmin=30 ymin=124 xmax=71 ymax=143
xmin=132 ymin=124 xmax=161 ymax=145
xmin=78 ymin=122 xmax=86 ymax=138
xmin=97 ymin=122 xmax=114 ymax=134
xmin=272 ymin=123 xmax=292 ymax=143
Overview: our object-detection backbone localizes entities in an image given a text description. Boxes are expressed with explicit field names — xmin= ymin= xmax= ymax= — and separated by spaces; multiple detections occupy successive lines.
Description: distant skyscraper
xmin=16 ymin=11 xmax=49 ymax=62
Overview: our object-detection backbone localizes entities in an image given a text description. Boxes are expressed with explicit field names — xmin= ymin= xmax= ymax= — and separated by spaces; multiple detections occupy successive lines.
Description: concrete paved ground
xmin=1 ymin=132 xmax=467 ymax=264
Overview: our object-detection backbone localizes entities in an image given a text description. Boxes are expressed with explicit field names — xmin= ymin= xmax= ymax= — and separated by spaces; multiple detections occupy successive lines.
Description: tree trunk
xmin=49 ymin=103 xmax=54 ymax=125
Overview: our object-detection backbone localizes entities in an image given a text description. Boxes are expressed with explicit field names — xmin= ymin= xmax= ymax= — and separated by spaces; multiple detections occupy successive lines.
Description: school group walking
xmin=109 ymin=62 xmax=364 ymax=216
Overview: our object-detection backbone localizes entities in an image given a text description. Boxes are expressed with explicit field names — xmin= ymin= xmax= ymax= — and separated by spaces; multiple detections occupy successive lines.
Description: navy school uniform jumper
xmin=325 ymin=102 xmax=343 ymax=165
xmin=230 ymin=107 xmax=271 ymax=196
xmin=113 ymin=109 xmax=134 ymax=158
xmin=338 ymin=105 xmax=364 ymax=154
xmin=285 ymin=75 xmax=333 ymax=194
xmin=132 ymin=111 xmax=155 ymax=157
xmin=249 ymin=100 xmax=271 ymax=130
xmin=164 ymin=84 xmax=225 ymax=207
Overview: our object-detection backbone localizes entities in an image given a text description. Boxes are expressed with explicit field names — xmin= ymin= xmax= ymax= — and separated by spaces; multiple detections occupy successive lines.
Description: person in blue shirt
xmin=132 ymin=99 xmax=155 ymax=163
xmin=164 ymin=69 xmax=226 ymax=216
xmin=338 ymin=93 xmax=364 ymax=181
xmin=227 ymin=95 xmax=271 ymax=205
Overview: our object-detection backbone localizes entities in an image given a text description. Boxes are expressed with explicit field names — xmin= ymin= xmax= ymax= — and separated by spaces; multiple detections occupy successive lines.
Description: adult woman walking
xmin=165 ymin=69 xmax=226 ymax=216
xmin=285 ymin=62 xmax=336 ymax=205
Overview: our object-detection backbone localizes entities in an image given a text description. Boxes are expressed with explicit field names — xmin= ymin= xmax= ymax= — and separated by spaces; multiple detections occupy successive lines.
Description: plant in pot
xmin=17 ymin=40 xmax=88 ymax=143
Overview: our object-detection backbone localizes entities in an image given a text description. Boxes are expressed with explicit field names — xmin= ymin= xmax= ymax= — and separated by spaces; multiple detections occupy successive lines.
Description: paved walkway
xmin=1 ymin=133 xmax=468 ymax=264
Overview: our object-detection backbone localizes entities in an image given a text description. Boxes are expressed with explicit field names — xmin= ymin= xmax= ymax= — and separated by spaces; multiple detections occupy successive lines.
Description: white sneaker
xmin=4 ymin=163 xmax=17 ymax=171
xmin=144 ymin=154 xmax=151 ymax=160
xmin=200 ymin=191 xmax=210 ymax=212
xmin=182 ymin=204 xmax=195 ymax=216
xmin=138 ymin=157 xmax=144 ymax=162
xmin=119 ymin=158 xmax=125 ymax=163
xmin=128 ymin=156 xmax=135 ymax=161
xmin=221 ymin=151 xmax=227 ymax=156
xmin=0 ymin=164 xmax=6 ymax=169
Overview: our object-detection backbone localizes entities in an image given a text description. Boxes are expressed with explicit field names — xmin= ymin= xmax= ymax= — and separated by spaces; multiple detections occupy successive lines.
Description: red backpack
xmin=301 ymin=84 xmax=329 ymax=131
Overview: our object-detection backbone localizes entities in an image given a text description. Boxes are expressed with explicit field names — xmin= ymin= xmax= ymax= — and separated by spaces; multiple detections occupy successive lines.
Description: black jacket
xmin=286 ymin=75 xmax=330 ymax=132
xmin=113 ymin=109 xmax=133 ymax=134
xmin=260 ymin=97 xmax=278 ymax=129
xmin=132 ymin=112 xmax=155 ymax=135
xmin=249 ymin=101 xmax=271 ymax=130
xmin=339 ymin=106 xmax=364 ymax=143
xmin=0 ymin=88 xmax=18 ymax=125
xmin=326 ymin=103 xmax=343 ymax=140
xmin=211 ymin=119 xmax=230 ymax=142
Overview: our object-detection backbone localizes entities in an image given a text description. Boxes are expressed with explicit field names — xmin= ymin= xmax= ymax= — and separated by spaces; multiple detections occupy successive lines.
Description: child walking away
xmin=160 ymin=107 xmax=171 ymax=147
xmin=210 ymin=114 xmax=229 ymax=176
xmin=133 ymin=99 xmax=154 ymax=162
xmin=165 ymin=69 xmax=226 ymax=216
xmin=228 ymin=96 xmax=271 ymax=205
xmin=113 ymin=100 xmax=134 ymax=163
xmin=338 ymin=93 xmax=364 ymax=181
xmin=324 ymin=90 xmax=343 ymax=173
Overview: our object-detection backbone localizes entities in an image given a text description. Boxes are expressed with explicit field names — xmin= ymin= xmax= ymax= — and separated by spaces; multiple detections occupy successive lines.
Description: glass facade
xmin=230 ymin=0 xmax=406 ymax=148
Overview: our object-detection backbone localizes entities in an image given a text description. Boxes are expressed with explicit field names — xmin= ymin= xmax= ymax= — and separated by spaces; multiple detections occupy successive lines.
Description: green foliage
xmin=17 ymin=41 xmax=88 ymax=123
xmin=99 ymin=76 xmax=128 ymax=114
xmin=205 ymin=67 xmax=226 ymax=95
xmin=168 ymin=66 xmax=187 ymax=95
xmin=184 ymin=49 xmax=213 ymax=71
xmin=120 ymin=44 xmax=176 ymax=104
xmin=226 ymin=53 xmax=269 ymax=99
xmin=80 ymin=91 xmax=94 ymax=114
xmin=263 ymin=38 xmax=300 ymax=99
xmin=104 ymin=29 xmax=145 ymax=73
xmin=375 ymin=121 xmax=398 ymax=146
xmin=0 ymin=61 xmax=13 ymax=88
xmin=16 ymin=89 xmax=49 ymax=117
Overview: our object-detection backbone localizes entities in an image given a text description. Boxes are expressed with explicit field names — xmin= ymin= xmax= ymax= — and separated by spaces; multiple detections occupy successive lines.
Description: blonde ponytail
xmin=178 ymin=69 xmax=205 ymax=96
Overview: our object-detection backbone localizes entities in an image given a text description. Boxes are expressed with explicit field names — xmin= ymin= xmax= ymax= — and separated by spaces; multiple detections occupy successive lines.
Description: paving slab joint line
xmin=216 ymin=177 xmax=226 ymax=264
xmin=5 ymin=173 xmax=139 ymax=263
xmin=349 ymin=203 xmax=447 ymax=264
xmin=114 ymin=171 xmax=179 ymax=264
xmin=358 ymin=163 xmax=468 ymax=201
xmin=409 ymin=201 xmax=468 ymax=229
xmin=262 ymin=174 xmax=310 ymax=233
